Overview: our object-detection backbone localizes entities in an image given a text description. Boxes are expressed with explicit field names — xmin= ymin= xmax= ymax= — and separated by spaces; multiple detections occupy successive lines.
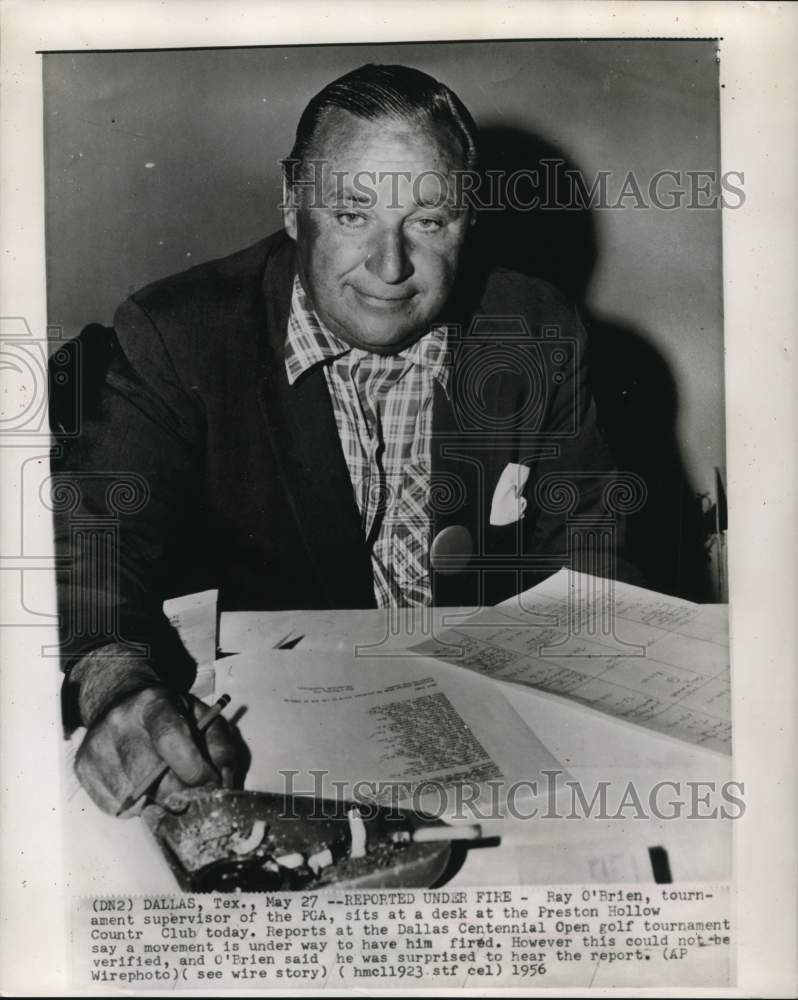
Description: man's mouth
xmin=352 ymin=288 xmax=415 ymax=308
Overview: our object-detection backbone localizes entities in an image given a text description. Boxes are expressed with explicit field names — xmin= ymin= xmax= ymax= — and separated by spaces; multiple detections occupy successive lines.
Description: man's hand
xmin=75 ymin=687 xmax=241 ymax=815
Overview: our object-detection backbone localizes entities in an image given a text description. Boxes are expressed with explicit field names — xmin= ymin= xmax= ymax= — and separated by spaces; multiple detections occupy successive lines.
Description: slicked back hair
xmin=283 ymin=63 xmax=479 ymax=184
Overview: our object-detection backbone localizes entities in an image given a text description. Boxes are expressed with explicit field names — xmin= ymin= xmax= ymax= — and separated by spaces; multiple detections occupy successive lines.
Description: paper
xmin=163 ymin=588 xmax=218 ymax=665
xmin=410 ymin=569 xmax=731 ymax=754
xmin=219 ymin=607 xmax=397 ymax=655
xmin=489 ymin=461 xmax=531 ymax=525
xmin=219 ymin=605 xmax=487 ymax=659
xmin=217 ymin=648 xmax=568 ymax=816
xmin=163 ymin=588 xmax=218 ymax=698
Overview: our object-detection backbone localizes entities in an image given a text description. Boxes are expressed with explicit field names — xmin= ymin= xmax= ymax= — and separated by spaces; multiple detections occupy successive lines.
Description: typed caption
xmin=74 ymin=882 xmax=731 ymax=990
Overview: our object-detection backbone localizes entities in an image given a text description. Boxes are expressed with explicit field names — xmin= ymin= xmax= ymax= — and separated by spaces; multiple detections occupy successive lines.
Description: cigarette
xmin=392 ymin=824 xmax=482 ymax=844
xmin=347 ymin=807 xmax=367 ymax=859
xmin=231 ymin=819 xmax=267 ymax=855
xmin=307 ymin=848 xmax=334 ymax=874
xmin=273 ymin=852 xmax=304 ymax=869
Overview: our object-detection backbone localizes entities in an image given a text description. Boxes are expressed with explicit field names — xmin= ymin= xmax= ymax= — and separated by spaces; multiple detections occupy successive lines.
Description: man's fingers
xmin=141 ymin=696 xmax=218 ymax=787
xmin=188 ymin=696 xmax=243 ymax=787
xmin=202 ymin=712 xmax=239 ymax=770
xmin=75 ymin=737 xmax=127 ymax=815
xmin=73 ymin=689 xmax=242 ymax=818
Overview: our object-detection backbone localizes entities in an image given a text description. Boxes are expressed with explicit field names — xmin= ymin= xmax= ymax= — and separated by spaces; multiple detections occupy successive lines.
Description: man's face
xmin=283 ymin=110 xmax=471 ymax=354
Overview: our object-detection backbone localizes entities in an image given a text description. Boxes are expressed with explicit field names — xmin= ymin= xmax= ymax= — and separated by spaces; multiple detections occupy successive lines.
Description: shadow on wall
xmin=475 ymin=125 xmax=714 ymax=602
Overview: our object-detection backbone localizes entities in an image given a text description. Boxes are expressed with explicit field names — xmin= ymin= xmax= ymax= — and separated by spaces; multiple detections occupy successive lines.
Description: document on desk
xmin=410 ymin=569 xmax=731 ymax=755
xmin=163 ymin=588 xmax=218 ymax=699
xmin=218 ymin=649 xmax=569 ymax=815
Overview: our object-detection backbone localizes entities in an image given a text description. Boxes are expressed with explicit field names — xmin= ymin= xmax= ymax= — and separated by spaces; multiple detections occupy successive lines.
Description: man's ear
xmin=282 ymin=175 xmax=298 ymax=240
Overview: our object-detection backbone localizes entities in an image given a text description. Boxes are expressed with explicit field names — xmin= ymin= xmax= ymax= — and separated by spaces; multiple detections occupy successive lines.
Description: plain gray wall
xmin=43 ymin=40 xmax=724 ymax=497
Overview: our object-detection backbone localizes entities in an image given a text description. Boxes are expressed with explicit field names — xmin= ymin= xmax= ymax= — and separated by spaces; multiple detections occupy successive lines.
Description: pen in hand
xmin=116 ymin=693 xmax=232 ymax=816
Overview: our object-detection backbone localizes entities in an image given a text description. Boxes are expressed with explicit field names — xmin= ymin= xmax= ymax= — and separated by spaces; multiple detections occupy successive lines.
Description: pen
xmin=116 ymin=693 xmax=231 ymax=816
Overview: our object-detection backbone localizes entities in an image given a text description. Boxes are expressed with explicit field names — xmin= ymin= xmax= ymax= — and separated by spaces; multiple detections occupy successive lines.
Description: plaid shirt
xmin=284 ymin=276 xmax=450 ymax=607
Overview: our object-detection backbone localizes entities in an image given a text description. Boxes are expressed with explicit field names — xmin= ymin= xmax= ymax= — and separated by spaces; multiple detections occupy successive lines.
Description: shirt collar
xmin=285 ymin=275 xmax=450 ymax=392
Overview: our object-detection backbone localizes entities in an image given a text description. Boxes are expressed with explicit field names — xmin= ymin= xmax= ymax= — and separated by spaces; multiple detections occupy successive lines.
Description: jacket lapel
xmin=256 ymin=237 xmax=376 ymax=608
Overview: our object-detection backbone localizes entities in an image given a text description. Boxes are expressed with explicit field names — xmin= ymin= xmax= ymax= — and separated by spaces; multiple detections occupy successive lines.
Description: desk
xmin=64 ymin=607 xmax=732 ymax=892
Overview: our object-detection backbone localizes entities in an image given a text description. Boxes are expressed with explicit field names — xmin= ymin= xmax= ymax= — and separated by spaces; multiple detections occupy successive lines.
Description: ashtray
xmin=144 ymin=789 xmax=488 ymax=892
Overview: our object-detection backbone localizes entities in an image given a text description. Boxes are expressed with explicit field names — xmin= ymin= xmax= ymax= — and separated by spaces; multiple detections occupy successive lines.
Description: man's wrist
xmin=68 ymin=644 xmax=165 ymax=729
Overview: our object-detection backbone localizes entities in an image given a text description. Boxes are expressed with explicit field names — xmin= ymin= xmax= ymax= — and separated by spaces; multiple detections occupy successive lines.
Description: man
xmin=52 ymin=64 xmax=630 ymax=815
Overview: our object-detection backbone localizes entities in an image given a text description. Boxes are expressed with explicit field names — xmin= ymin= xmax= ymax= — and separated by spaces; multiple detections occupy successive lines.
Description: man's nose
xmin=364 ymin=228 xmax=414 ymax=285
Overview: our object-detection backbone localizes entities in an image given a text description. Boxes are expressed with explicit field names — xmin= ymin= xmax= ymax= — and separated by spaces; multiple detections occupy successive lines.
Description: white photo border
xmin=1 ymin=2 xmax=796 ymax=995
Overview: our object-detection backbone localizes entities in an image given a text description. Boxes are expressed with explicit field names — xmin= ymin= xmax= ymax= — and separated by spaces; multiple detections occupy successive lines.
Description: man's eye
xmin=411 ymin=217 xmax=444 ymax=233
xmin=336 ymin=212 xmax=366 ymax=228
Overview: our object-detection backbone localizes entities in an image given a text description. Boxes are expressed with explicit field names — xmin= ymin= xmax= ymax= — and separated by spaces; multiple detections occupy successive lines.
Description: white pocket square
xmin=490 ymin=462 xmax=531 ymax=526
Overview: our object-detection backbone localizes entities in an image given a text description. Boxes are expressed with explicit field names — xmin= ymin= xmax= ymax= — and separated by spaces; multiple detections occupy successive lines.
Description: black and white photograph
xmin=1 ymin=2 xmax=796 ymax=995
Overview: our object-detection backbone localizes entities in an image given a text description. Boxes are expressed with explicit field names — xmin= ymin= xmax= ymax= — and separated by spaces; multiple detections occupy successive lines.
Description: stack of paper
xmin=410 ymin=569 xmax=731 ymax=754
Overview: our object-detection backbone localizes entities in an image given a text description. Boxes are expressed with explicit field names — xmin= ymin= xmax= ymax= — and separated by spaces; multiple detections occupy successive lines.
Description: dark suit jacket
xmin=51 ymin=229 xmax=628 ymax=703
